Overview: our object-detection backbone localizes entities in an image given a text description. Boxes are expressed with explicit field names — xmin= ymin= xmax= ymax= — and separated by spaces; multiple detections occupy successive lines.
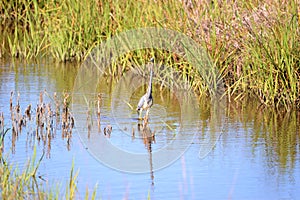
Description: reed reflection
xmin=225 ymin=99 xmax=300 ymax=173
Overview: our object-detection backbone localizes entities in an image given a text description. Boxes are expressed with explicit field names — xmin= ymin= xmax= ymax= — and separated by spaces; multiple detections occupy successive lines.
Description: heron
xmin=136 ymin=58 xmax=154 ymax=119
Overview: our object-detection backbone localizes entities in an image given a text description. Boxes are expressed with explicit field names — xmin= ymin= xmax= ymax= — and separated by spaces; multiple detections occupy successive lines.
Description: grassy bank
xmin=0 ymin=0 xmax=299 ymax=109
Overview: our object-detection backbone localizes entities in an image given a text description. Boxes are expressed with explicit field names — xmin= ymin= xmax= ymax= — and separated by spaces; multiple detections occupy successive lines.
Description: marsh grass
xmin=0 ymin=148 xmax=97 ymax=199
xmin=0 ymin=0 xmax=299 ymax=108
xmin=0 ymin=147 xmax=47 ymax=199
xmin=0 ymin=0 xmax=185 ymax=61
xmin=181 ymin=0 xmax=300 ymax=108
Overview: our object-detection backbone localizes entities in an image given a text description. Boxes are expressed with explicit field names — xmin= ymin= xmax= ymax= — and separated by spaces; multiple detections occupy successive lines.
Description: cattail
xmin=63 ymin=92 xmax=69 ymax=108
xmin=70 ymin=115 xmax=75 ymax=129
xmin=10 ymin=91 xmax=13 ymax=110
xmin=104 ymin=125 xmax=112 ymax=137
xmin=25 ymin=104 xmax=31 ymax=118
xmin=36 ymin=104 xmax=40 ymax=125
xmin=16 ymin=92 xmax=20 ymax=114
xmin=63 ymin=92 xmax=69 ymax=127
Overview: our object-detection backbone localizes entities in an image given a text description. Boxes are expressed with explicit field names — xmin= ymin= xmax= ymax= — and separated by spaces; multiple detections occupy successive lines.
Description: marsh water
xmin=0 ymin=59 xmax=300 ymax=199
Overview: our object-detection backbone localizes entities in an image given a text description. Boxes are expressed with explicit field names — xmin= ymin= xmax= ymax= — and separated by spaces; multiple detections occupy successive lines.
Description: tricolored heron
xmin=136 ymin=58 xmax=154 ymax=118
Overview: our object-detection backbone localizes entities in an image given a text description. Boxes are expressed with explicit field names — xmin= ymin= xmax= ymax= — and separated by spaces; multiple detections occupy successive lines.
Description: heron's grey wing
xmin=147 ymin=97 xmax=153 ymax=108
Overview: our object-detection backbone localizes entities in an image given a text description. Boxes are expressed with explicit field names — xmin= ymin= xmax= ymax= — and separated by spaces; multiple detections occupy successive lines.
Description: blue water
xmin=0 ymin=61 xmax=299 ymax=199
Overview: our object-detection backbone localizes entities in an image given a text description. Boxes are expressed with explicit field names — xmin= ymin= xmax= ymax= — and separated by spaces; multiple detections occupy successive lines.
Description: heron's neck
xmin=146 ymin=66 xmax=153 ymax=98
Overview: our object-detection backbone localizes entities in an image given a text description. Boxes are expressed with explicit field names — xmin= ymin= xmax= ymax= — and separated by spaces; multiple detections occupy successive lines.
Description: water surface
xmin=0 ymin=60 xmax=299 ymax=199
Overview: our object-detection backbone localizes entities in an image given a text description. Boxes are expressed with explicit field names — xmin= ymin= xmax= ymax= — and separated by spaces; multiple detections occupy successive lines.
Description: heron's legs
xmin=138 ymin=109 xmax=142 ymax=120
xmin=143 ymin=108 xmax=151 ymax=122
xmin=145 ymin=108 xmax=150 ymax=117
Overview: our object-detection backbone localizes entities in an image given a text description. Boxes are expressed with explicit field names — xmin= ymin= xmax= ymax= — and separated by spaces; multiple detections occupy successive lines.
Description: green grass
xmin=0 ymin=147 xmax=97 ymax=199
xmin=0 ymin=0 xmax=299 ymax=108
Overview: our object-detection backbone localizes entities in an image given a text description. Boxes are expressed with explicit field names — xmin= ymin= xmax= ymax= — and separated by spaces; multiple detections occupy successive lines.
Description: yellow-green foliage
xmin=0 ymin=0 xmax=299 ymax=108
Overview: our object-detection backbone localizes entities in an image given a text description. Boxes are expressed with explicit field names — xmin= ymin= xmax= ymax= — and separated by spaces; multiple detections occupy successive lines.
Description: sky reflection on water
xmin=0 ymin=60 xmax=299 ymax=199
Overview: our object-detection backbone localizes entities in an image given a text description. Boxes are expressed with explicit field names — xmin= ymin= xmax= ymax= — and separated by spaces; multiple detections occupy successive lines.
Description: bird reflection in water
xmin=137 ymin=117 xmax=156 ymax=186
